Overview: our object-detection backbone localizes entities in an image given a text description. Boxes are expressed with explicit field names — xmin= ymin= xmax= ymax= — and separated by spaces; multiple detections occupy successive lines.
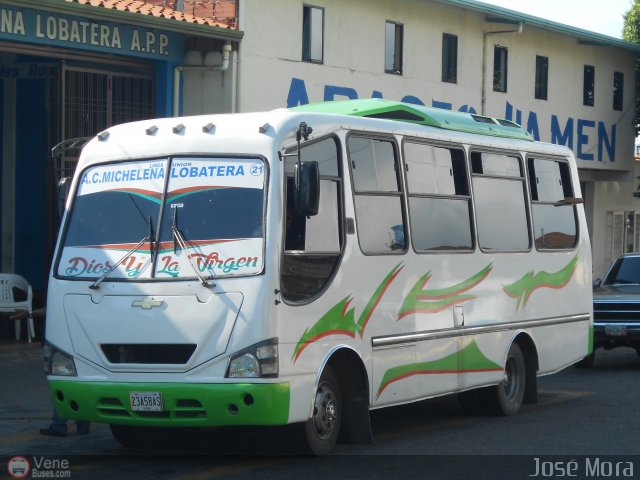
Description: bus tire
xmin=574 ymin=351 xmax=595 ymax=368
xmin=303 ymin=365 xmax=342 ymax=455
xmin=490 ymin=342 xmax=526 ymax=416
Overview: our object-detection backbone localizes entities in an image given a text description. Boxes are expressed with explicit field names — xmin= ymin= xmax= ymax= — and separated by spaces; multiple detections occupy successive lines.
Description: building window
xmin=385 ymin=21 xmax=403 ymax=75
xmin=493 ymin=46 xmax=508 ymax=92
xmin=583 ymin=65 xmax=595 ymax=106
xmin=613 ymin=71 xmax=624 ymax=111
xmin=611 ymin=211 xmax=640 ymax=260
xmin=535 ymin=55 xmax=548 ymax=100
xmin=302 ymin=5 xmax=324 ymax=63
xmin=441 ymin=33 xmax=458 ymax=83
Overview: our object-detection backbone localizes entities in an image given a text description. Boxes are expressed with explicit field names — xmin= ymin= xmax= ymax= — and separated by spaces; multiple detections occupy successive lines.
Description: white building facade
xmin=182 ymin=0 xmax=640 ymax=279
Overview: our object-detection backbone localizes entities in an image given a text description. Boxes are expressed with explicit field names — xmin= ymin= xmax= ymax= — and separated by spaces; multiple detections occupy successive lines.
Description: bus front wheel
xmin=303 ymin=365 xmax=342 ymax=455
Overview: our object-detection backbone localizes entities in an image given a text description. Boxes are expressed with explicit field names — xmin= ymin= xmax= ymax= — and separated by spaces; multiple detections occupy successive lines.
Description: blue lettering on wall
xmin=551 ymin=115 xmax=574 ymax=150
xmin=526 ymin=111 xmax=540 ymax=141
xmin=285 ymin=78 xmax=617 ymax=163
xmin=287 ymin=77 xmax=309 ymax=107
xmin=324 ymin=85 xmax=358 ymax=101
xmin=598 ymin=122 xmax=616 ymax=163
xmin=431 ymin=100 xmax=452 ymax=110
xmin=401 ymin=95 xmax=425 ymax=105
xmin=458 ymin=105 xmax=477 ymax=114
xmin=577 ymin=119 xmax=596 ymax=161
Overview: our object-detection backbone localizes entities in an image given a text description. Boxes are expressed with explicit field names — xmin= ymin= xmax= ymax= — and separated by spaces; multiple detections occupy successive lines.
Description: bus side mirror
xmin=294 ymin=161 xmax=320 ymax=217
xmin=57 ymin=177 xmax=71 ymax=223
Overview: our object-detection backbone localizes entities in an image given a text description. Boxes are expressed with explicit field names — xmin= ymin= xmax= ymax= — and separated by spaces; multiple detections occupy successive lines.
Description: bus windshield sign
xmin=57 ymin=157 xmax=265 ymax=280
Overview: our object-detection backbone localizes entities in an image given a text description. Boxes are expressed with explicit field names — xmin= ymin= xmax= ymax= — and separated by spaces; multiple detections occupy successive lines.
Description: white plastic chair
xmin=0 ymin=274 xmax=34 ymax=343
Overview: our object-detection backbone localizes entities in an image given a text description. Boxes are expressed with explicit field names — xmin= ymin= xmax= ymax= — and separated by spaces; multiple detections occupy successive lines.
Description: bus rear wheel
xmin=493 ymin=342 xmax=526 ymax=416
xmin=303 ymin=365 xmax=342 ymax=455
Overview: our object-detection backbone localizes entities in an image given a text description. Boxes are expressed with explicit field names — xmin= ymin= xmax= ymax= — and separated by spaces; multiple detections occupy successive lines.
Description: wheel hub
xmin=313 ymin=381 xmax=337 ymax=439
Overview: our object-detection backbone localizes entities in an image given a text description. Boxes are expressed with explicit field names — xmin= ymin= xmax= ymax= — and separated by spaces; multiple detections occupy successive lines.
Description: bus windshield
xmin=57 ymin=157 xmax=266 ymax=281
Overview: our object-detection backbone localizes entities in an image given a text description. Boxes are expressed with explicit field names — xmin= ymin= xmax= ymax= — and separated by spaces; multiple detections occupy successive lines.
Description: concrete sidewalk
xmin=0 ymin=342 xmax=115 ymax=457
xmin=0 ymin=342 xmax=57 ymax=454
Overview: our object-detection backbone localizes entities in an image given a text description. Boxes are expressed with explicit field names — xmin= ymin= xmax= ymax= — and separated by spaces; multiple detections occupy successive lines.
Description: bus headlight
xmin=226 ymin=338 xmax=278 ymax=378
xmin=44 ymin=343 xmax=77 ymax=376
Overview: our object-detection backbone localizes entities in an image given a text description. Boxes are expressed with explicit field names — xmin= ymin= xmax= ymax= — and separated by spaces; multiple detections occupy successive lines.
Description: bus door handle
xmin=453 ymin=305 xmax=464 ymax=327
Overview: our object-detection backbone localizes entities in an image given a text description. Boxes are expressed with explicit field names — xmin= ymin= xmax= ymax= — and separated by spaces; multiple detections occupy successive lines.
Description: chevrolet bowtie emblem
xmin=132 ymin=298 xmax=164 ymax=309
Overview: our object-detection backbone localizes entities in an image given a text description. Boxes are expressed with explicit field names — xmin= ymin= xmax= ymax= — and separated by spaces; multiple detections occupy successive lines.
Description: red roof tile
xmin=64 ymin=0 xmax=237 ymax=29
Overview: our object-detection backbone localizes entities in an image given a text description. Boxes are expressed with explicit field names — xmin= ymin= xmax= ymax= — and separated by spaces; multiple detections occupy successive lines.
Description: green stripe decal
xmin=376 ymin=340 xmax=502 ymax=399
xmin=292 ymin=296 xmax=357 ymax=362
xmin=356 ymin=263 xmax=404 ymax=337
xmin=503 ymin=255 xmax=578 ymax=311
xmin=111 ymin=188 xmax=163 ymax=203
xmin=397 ymin=263 xmax=493 ymax=319
xmin=292 ymin=264 xmax=403 ymax=362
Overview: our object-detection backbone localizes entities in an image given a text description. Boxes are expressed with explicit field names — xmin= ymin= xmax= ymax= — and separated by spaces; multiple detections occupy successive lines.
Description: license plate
xmin=129 ymin=392 xmax=163 ymax=412
xmin=605 ymin=325 xmax=627 ymax=336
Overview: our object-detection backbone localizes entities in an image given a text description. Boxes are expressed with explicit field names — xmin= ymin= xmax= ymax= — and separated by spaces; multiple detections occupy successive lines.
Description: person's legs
xmin=40 ymin=409 xmax=68 ymax=436
xmin=75 ymin=420 xmax=90 ymax=435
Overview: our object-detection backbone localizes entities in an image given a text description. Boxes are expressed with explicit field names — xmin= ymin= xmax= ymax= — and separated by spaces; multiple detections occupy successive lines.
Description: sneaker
xmin=39 ymin=427 xmax=67 ymax=437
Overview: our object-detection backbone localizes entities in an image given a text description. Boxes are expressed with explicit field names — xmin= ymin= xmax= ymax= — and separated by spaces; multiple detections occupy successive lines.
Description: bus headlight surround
xmin=227 ymin=338 xmax=278 ymax=378
xmin=44 ymin=342 xmax=77 ymax=376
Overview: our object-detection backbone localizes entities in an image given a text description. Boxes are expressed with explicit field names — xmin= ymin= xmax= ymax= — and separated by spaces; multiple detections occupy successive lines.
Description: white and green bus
xmin=45 ymin=99 xmax=592 ymax=454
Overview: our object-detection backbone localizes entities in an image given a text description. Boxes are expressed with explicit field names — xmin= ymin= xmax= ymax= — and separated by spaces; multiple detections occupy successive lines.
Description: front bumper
xmin=593 ymin=323 xmax=640 ymax=348
xmin=48 ymin=380 xmax=290 ymax=427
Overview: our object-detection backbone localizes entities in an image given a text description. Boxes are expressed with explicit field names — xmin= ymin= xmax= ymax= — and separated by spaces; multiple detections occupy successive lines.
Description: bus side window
xmin=404 ymin=142 xmax=473 ymax=251
xmin=348 ymin=136 xmax=406 ymax=253
xmin=281 ymin=136 xmax=343 ymax=302
xmin=471 ymin=151 xmax=530 ymax=252
xmin=527 ymin=157 xmax=577 ymax=250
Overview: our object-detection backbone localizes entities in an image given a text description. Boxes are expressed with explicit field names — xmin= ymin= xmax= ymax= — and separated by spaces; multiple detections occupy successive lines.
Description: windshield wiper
xmin=89 ymin=232 xmax=152 ymax=290
xmin=171 ymin=206 xmax=215 ymax=288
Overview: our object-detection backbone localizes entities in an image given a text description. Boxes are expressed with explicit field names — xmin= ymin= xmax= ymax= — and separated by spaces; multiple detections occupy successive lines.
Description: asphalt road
xmin=1 ymin=343 xmax=638 ymax=479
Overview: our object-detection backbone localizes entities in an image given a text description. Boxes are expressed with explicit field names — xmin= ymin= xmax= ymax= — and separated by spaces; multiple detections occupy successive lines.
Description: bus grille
xmin=100 ymin=344 xmax=197 ymax=364
xmin=95 ymin=397 xmax=207 ymax=419
xmin=593 ymin=301 xmax=640 ymax=322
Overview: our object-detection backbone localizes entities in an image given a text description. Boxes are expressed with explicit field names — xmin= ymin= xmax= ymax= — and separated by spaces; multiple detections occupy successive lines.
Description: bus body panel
xmin=45 ymin=105 xmax=592 ymax=435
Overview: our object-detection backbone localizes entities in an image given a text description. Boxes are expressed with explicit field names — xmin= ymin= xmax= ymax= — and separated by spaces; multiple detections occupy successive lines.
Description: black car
xmin=589 ymin=254 xmax=640 ymax=364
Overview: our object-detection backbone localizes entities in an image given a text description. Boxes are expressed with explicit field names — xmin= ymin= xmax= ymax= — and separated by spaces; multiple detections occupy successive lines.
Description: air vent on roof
xmin=496 ymin=119 xmax=520 ymax=128
xmin=471 ymin=115 xmax=497 ymax=125
xmin=365 ymin=110 xmax=425 ymax=122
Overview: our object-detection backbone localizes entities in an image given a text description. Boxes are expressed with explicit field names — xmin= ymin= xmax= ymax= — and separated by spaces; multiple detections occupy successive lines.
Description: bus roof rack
xmin=291 ymin=99 xmax=533 ymax=142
